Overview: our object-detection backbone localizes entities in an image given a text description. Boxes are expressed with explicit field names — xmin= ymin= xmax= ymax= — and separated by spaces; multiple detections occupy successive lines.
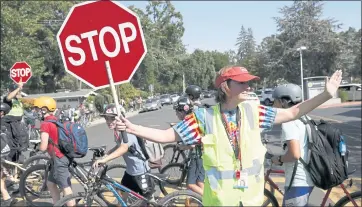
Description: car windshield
xmin=160 ymin=95 xmax=169 ymax=98
xmin=170 ymin=94 xmax=177 ymax=97
xmin=146 ymin=99 xmax=154 ymax=104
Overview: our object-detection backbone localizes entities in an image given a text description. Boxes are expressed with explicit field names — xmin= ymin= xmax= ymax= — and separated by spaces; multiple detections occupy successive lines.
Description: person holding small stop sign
xmin=116 ymin=66 xmax=342 ymax=206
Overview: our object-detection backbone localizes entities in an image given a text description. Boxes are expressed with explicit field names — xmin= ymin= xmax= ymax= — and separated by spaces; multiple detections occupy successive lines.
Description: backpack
xmin=47 ymin=120 xmax=88 ymax=159
xmin=0 ymin=132 xmax=11 ymax=158
xmin=288 ymin=117 xmax=348 ymax=190
xmin=136 ymin=137 xmax=165 ymax=169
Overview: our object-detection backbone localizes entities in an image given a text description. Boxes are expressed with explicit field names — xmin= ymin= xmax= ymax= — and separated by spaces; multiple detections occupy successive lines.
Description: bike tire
xmin=157 ymin=190 xmax=202 ymax=206
xmin=163 ymin=144 xmax=186 ymax=165
xmin=159 ymin=162 xmax=186 ymax=196
xmin=262 ymin=188 xmax=279 ymax=207
xmin=19 ymin=164 xmax=51 ymax=206
xmin=53 ymin=192 xmax=107 ymax=207
xmin=334 ymin=191 xmax=361 ymax=207
xmin=22 ymin=154 xmax=50 ymax=169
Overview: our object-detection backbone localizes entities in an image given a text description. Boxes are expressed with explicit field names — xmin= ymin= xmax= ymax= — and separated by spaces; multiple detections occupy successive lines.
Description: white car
xmin=256 ymin=88 xmax=274 ymax=106
xmin=246 ymin=92 xmax=260 ymax=105
xmin=170 ymin=94 xmax=180 ymax=103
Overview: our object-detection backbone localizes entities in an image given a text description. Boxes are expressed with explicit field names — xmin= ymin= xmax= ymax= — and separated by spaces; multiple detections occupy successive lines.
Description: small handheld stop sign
xmin=57 ymin=0 xmax=148 ymax=142
xmin=10 ymin=62 xmax=32 ymax=84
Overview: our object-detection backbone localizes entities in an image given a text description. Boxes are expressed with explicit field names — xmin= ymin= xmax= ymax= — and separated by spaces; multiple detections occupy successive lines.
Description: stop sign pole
xmin=105 ymin=61 xmax=122 ymax=116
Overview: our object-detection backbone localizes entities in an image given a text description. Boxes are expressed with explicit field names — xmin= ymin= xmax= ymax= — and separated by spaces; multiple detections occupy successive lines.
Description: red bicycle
xmin=264 ymin=152 xmax=361 ymax=207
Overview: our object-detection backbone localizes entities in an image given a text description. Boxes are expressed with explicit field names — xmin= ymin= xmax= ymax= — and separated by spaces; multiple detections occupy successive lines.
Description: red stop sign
xmin=57 ymin=0 xmax=147 ymax=89
xmin=10 ymin=61 xmax=32 ymax=84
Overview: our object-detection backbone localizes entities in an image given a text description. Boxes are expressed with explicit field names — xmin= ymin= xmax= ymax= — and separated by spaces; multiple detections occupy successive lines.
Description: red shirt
xmin=40 ymin=115 xmax=64 ymax=158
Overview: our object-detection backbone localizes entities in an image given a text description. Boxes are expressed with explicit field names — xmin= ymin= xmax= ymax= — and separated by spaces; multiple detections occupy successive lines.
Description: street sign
xmin=10 ymin=61 xmax=32 ymax=84
xmin=57 ymin=0 xmax=147 ymax=89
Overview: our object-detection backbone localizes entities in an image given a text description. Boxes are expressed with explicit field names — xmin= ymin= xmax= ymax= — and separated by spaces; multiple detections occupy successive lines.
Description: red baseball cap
xmin=215 ymin=66 xmax=260 ymax=88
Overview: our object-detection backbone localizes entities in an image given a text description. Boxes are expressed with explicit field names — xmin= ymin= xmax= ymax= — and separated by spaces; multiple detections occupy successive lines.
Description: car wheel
xmin=264 ymin=98 xmax=272 ymax=106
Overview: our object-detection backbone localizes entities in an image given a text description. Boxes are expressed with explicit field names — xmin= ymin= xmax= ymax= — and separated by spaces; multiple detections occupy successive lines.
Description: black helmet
xmin=185 ymin=85 xmax=202 ymax=101
xmin=272 ymin=84 xmax=303 ymax=104
xmin=101 ymin=104 xmax=118 ymax=117
xmin=173 ymin=96 xmax=193 ymax=114
xmin=0 ymin=102 xmax=11 ymax=115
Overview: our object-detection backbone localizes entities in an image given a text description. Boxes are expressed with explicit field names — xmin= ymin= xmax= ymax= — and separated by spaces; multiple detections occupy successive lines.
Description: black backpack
xmin=288 ymin=117 xmax=348 ymax=190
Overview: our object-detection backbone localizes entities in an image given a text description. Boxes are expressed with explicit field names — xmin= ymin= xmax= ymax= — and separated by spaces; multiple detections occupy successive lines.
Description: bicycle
xmin=19 ymin=146 xmax=127 ymax=206
xmin=264 ymin=152 xmax=361 ymax=207
xmin=162 ymin=142 xmax=187 ymax=166
xmin=54 ymin=163 xmax=203 ymax=207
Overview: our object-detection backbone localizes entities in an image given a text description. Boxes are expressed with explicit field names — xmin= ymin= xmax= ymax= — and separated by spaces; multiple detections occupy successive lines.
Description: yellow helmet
xmin=34 ymin=96 xmax=56 ymax=112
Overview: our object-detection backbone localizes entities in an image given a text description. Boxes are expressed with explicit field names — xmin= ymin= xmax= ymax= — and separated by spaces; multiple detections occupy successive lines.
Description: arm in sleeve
xmin=259 ymin=105 xmax=277 ymax=132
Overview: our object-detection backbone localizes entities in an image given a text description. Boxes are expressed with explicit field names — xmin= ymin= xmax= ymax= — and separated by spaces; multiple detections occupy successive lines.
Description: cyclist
xmin=93 ymin=104 xmax=154 ymax=200
xmin=185 ymin=85 xmax=202 ymax=107
xmin=2 ymin=82 xmax=28 ymax=163
xmin=271 ymin=84 xmax=314 ymax=206
xmin=1 ymin=102 xmax=17 ymax=206
xmin=114 ymin=66 xmax=342 ymax=206
xmin=34 ymin=97 xmax=75 ymax=206
xmin=173 ymin=96 xmax=205 ymax=196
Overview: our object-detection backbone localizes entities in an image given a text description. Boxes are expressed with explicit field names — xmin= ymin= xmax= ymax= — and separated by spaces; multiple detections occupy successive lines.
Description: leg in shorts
xmin=121 ymin=172 xmax=154 ymax=199
xmin=47 ymin=156 xmax=72 ymax=189
xmin=187 ymin=157 xmax=205 ymax=185
xmin=283 ymin=186 xmax=314 ymax=207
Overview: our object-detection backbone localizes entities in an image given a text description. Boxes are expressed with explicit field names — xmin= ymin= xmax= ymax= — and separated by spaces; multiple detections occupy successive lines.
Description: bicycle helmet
xmin=101 ymin=104 xmax=117 ymax=117
xmin=185 ymin=85 xmax=202 ymax=101
xmin=272 ymin=84 xmax=303 ymax=104
xmin=33 ymin=96 xmax=57 ymax=112
xmin=0 ymin=102 xmax=11 ymax=115
xmin=173 ymin=96 xmax=193 ymax=114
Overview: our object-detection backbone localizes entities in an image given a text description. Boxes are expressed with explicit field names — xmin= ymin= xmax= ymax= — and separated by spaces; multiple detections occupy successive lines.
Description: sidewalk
xmin=87 ymin=110 xmax=140 ymax=127
xmin=318 ymin=101 xmax=361 ymax=109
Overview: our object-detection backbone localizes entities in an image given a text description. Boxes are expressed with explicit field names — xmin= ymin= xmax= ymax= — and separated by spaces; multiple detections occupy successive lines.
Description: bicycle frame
xmin=265 ymin=165 xmax=360 ymax=207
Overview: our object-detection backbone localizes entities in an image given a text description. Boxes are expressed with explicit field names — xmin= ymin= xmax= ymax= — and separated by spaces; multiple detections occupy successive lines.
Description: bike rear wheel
xmin=262 ymin=189 xmax=279 ymax=207
xmin=159 ymin=163 xmax=187 ymax=196
xmin=162 ymin=144 xmax=186 ymax=166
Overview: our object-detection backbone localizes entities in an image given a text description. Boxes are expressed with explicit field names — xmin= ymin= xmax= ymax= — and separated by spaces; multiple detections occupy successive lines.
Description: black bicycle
xmin=19 ymin=146 xmax=126 ymax=206
xmin=54 ymin=163 xmax=203 ymax=207
xmin=162 ymin=142 xmax=188 ymax=167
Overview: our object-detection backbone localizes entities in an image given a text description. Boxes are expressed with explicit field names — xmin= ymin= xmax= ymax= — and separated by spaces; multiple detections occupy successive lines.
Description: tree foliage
xmin=1 ymin=0 xmax=360 ymax=98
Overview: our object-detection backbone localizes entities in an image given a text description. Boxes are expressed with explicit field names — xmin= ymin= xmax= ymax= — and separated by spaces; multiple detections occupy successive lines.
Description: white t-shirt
xmin=281 ymin=116 xmax=314 ymax=187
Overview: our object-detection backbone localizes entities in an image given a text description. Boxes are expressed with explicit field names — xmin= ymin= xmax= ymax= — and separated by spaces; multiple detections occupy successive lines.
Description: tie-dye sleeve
xmin=258 ymin=105 xmax=277 ymax=132
xmin=172 ymin=108 xmax=205 ymax=145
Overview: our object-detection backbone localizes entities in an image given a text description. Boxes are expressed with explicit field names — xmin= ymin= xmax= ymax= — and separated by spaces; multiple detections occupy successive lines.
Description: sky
xmin=120 ymin=1 xmax=361 ymax=53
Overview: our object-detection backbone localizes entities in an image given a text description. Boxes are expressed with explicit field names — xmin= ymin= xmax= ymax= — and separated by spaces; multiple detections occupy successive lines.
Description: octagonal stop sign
xmin=57 ymin=0 xmax=147 ymax=89
xmin=10 ymin=61 xmax=32 ymax=84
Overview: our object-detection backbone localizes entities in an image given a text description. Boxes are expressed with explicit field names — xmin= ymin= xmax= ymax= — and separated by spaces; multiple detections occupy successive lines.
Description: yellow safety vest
xmin=201 ymin=102 xmax=266 ymax=206
xmin=7 ymin=98 xmax=24 ymax=117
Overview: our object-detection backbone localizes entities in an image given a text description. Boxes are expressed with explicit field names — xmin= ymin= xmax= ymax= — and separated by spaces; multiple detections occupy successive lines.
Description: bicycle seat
xmin=146 ymin=172 xmax=169 ymax=182
xmin=88 ymin=146 xmax=106 ymax=157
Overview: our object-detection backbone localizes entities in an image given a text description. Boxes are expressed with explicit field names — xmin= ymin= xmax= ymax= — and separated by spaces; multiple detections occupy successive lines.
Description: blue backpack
xmin=47 ymin=120 xmax=88 ymax=159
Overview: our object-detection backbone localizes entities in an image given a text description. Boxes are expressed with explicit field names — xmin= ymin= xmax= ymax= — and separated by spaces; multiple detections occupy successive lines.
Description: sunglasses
xmin=104 ymin=116 xmax=116 ymax=122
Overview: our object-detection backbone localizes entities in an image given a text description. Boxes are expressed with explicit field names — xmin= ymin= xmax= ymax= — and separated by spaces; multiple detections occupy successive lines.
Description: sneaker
xmin=2 ymin=198 xmax=17 ymax=206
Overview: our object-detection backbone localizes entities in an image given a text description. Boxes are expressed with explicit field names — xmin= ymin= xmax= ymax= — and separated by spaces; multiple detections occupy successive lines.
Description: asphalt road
xmin=13 ymin=98 xmax=361 ymax=206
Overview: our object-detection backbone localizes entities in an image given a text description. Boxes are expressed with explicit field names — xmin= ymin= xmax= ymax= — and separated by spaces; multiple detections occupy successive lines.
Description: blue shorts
xmin=186 ymin=157 xmax=205 ymax=185
xmin=283 ymin=186 xmax=314 ymax=207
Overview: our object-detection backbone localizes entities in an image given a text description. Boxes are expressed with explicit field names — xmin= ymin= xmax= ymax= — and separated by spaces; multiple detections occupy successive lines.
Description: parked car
xmin=245 ymin=92 xmax=260 ymax=105
xmin=160 ymin=94 xmax=172 ymax=106
xmin=203 ymin=90 xmax=214 ymax=98
xmin=170 ymin=94 xmax=180 ymax=103
xmin=140 ymin=98 xmax=162 ymax=113
xmin=338 ymin=83 xmax=361 ymax=101
xmin=256 ymin=88 xmax=274 ymax=106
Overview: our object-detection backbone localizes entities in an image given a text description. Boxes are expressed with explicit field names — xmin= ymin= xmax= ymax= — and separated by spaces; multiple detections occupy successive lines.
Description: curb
xmin=318 ymin=101 xmax=361 ymax=109
xmin=88 ymin=111 xmax=140 ymax=127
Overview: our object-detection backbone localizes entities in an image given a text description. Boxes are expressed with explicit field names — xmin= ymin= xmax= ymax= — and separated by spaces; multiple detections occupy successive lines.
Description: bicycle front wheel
xmin=159 ymin=163 xmax=187 ymax=196
xmin=334 ymin=191 xmax=361 ymax=207
xmin=157 ymin=190 xmax=202 ymax=206
xmin=162 ymin=144 xmax=186 ymax=165
xmin=19 ymin=164 xmax=52 ymax=206
xmin=54 ymin=192 xmax=107 ymax=207
xmin=22 ymin=154 xmax=50 ymax=169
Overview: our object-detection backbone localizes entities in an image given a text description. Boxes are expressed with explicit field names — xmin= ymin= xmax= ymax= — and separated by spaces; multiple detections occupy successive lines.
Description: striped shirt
xmin=173 ymin=105 xmax=277 ymax=146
